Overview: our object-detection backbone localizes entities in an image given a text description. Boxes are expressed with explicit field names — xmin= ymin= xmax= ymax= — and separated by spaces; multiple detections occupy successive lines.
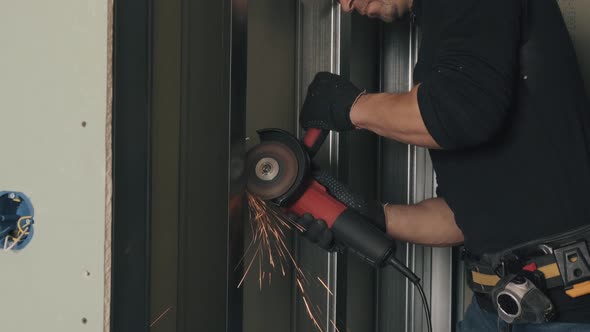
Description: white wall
xmin=0 ymin=1 xmax=111 ymax=331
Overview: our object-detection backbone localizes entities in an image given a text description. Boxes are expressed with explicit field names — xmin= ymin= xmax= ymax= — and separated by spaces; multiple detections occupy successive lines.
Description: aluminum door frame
xmin=242 ymin=1 xmax=298 ymax=332
xmin=379 ymin=20 xmax=454 ymax=332
xmin=295 ymin=2 xmax=348 ymax=331
xmin=176 ymin=0 xmax=247 ymax=330
xmin=111 ymin=0 xmax=153 ymax=330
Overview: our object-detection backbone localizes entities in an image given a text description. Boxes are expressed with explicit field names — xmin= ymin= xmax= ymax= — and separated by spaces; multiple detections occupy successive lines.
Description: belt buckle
xmin=494 ymin=253 xmax=521 ymax=278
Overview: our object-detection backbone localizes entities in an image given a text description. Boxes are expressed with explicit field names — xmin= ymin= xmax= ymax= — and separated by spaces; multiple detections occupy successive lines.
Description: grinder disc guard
xmin=246 ymin=141 xmax=299 ymax=200
xmin=245 ymin=129 xmax=311 ymax=205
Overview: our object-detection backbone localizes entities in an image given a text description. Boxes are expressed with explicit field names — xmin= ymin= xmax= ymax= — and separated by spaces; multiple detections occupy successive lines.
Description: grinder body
xmin=289 ymin=174 xmax=395 ymax=267
xmin=247 ymin=128 xmax=396 ymax=268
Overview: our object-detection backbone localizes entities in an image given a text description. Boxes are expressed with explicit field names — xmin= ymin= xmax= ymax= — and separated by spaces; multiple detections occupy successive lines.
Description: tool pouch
xmin=491 ymin=274 xmax=555 ymax=324
xmin=465 ymin=224 xmax=590 ymax=297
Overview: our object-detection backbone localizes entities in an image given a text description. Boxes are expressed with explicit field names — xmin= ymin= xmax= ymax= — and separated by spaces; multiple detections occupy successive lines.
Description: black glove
xmin=294 ymin=213 xmax=336 ymax=251
xmin=314 ymin=170 xmax=386 ymax=231
xmin=293 ymin=170 xmax=386 ymax=251
xmin=299 ymin=72 xmax=364 ymax=132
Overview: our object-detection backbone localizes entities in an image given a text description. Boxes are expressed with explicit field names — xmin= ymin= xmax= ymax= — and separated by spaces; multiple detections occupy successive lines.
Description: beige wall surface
xmin=0 ymin=1 xmax=110 ymax=331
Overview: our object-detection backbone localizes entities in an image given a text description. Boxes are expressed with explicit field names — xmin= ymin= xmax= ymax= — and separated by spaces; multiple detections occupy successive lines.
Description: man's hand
xmin=293 ymin=170 xmax=386 ymax=250
xmin=294 ymin=213 xmax=335 ymax=251
xmin=384 ymin=198 xmax=464 ymax=246
xmin=299 ymin=72 xmax=364 ymax=131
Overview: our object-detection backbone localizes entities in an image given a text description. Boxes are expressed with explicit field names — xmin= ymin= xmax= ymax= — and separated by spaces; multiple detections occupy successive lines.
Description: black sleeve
xmin=417 ymin=0 xmax=522 ymax=149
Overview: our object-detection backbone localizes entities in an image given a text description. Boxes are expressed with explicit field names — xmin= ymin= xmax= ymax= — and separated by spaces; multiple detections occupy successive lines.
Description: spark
xmin=330 ymin=320 xmax=341 ymax=332
xmin=237 ymin=245 xmax=261 ymax=288
xmin=258 ymin=254 xmax=264 ymax=290
xmin=242 ymin=192 xmax=334 ymax=332
xmin=303 ymin=297 xmax=323 ymax=332
xmin=150 ymin=306 xmax=172 ymax=327
xmin=317 ymin=277 xmax=333 ymax=296
xmin=296 ymin=278 xmax=305 ymax=293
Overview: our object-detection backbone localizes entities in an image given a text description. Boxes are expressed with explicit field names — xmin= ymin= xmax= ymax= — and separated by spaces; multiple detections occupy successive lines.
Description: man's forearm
xmin=350 ymin=85 xmax=441 ymax=149
xmin=384 ymin=197 xmax=464 ymax=247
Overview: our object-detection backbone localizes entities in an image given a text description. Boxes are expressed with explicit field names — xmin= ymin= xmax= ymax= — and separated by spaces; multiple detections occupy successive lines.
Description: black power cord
xmin=389 ymin=257 xmax=433 ymax=332
xmin=415 ymin=282 xmax=433 ymax=332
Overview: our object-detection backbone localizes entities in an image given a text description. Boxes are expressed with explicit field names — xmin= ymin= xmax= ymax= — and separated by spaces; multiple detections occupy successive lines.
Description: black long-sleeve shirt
xmin=413 ymin=0 xmax=590 ymax=322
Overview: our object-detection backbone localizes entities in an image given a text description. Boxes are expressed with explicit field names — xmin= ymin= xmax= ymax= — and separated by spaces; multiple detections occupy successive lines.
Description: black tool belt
xmin=463 ymin=224 xmax=590 ymax=299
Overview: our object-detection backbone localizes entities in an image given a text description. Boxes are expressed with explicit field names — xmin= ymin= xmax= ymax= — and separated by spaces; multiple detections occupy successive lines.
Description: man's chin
xmin=379 ymin=15 xmax=394 ymax=22
xmin=366 ymin=10 xmax=394 ymax=22
xmin=377 ymin=11 xmax=398 ymax=23
xmin=383 ymin=9 xmax=411 ymax=23
xmin=377 ymin=5 xmax=405 ymax=23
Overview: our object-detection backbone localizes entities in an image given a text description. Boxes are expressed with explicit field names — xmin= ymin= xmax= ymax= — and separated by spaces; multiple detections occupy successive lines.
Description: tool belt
xmin=463 ymin=224 xmax=590 ymax=299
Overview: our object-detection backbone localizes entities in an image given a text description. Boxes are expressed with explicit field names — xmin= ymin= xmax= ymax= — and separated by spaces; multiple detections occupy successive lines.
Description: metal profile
xmin=295 ymin=1 xmax=348 ymax=331
xmin=111 ymin=0 xmax=153 ymax=330
xmin=380 ymin=18 xmax=454 ymax=332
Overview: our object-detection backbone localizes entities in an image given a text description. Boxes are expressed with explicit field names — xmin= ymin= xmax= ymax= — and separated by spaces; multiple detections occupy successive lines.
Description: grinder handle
xmin=288 ymin=180 xmax=397 ymax=268
xmin=302 ymin=128 xmax=329 ymax=159
xmin=331 ymin=209 xmax=397 ymax=268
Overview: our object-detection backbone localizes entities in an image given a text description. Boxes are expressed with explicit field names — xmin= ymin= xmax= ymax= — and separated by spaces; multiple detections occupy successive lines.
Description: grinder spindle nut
xmin=246 ymin=141 xmax=299 ymax=201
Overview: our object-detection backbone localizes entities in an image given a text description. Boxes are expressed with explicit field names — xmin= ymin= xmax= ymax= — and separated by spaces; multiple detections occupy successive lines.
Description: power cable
xmin=389 ymin=256 xmax=432 ymax=332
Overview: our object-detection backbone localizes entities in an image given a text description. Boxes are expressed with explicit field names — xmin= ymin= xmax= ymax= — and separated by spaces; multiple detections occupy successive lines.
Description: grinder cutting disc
xmin=246 ymin=141 xmax=299 ymax=201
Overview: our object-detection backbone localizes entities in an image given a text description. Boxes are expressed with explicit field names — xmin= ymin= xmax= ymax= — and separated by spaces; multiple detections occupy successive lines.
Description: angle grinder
xmin=245 ymin=128 xmax=418 ymax=280
xmin=246 ymin=127 xmax=432 ymax=332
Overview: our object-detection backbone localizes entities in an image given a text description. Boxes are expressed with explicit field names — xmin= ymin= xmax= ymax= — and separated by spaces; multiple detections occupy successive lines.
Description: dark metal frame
xmin=111 ymin=0 xmax=153 ymax=331
xmin=175 ymin=0 xmax=246 ymax=330
xmin=111 ymin=0 xmax=247 ymax=330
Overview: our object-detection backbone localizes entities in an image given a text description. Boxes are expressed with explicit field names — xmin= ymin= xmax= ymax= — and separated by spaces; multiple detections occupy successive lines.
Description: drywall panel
xmin=0 ymin=1 xmax=111 ymax=331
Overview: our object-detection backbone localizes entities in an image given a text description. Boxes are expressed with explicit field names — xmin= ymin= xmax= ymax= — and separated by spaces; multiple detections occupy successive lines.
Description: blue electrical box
xmin=0 ymin=191 xmax=35 ymax=250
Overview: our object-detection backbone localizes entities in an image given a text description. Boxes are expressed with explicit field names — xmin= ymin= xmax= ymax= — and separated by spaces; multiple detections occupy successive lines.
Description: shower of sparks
xmin=241 ymin=192 xmax=336 ymax=332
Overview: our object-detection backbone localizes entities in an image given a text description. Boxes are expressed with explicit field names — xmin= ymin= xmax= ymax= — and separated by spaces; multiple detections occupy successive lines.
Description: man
xmin=296 ymin=0 xmax=590 ymax=330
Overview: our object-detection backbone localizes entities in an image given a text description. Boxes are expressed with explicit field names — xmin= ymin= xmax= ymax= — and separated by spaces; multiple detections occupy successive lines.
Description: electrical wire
xmin=415 ymin=281 xmax=433 ymax=332
xmin=17 ymin=216 xmax=32 ymax=235
xmin=2 ymin=217 xmax=32 ymax=251
xmin=5 ymin=230 xmax=26 ymax=250
xmin=389 ymin=256 xmax=432 ymax=332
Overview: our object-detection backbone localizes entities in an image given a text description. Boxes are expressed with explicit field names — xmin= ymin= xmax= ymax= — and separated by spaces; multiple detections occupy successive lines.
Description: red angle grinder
xmin=245 ymin=127 xmax=419 ymax=281
xmin=246 ymin=127 xmax=432 ymax=332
